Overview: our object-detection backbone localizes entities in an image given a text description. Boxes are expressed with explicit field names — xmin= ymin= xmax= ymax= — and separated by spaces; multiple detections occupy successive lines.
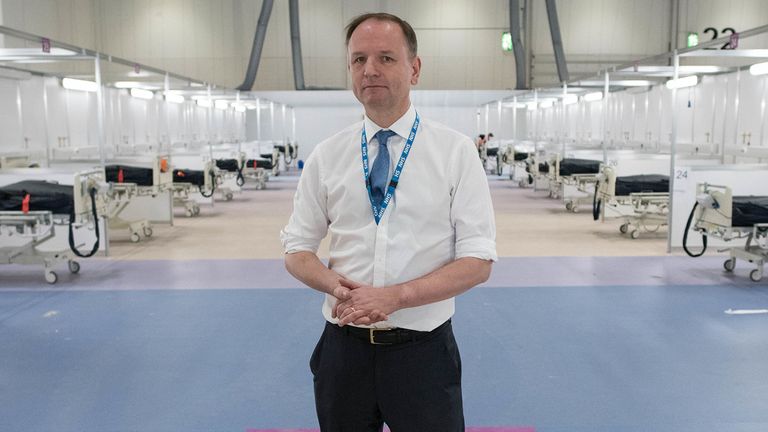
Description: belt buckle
xmin=369 ymin=328 xmax=393 ymax=345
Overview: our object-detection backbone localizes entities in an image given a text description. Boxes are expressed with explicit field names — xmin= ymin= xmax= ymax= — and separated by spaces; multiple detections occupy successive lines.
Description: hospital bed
xmin=496 ymin=145 xmax=530 ymax=181
xmin=685 ymin=183 xmax=768 ymax=282
xmin=216 ymin=153 xmax=269 ymax=190
xmin=544 ymin=156 xmax=602 ymax=211
xmin=0 ymin=169 xmax=108 ymax=283
xmin=104 ymin=155 xmax=172 ymax=242
xmin=172 ymin=161 xmax=217 ymax=217
xmin=592 ymin=165 xmax=670 ymax=239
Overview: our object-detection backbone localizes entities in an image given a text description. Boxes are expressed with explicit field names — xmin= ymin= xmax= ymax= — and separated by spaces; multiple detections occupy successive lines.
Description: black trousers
xmin=310 ymin=320 xmax=464 ymax=432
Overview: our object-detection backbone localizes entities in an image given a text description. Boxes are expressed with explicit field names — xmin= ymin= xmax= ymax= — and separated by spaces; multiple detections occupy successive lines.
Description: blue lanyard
xmin=361 ymin=113 xmax=420 ymax=224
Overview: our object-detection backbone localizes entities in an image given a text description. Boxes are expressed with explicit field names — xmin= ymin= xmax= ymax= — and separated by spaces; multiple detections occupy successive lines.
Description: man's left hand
xmin=334 ymin=281 xmax=403 ymax=326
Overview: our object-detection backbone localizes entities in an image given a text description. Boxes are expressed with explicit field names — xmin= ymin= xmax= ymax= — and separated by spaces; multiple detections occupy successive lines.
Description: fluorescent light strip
xmin=164 ymin=93 xmax=185 ymax=104
xmin=665 ymin=75 xmax=698 ymax=89
xmin=62 ymin=77 xmax=98 ymax=92
xmin=750 ymin=61 xmax=768 ymax=76
xmin=562 ymin=94 xmax=578 ymax=105
xmin=196 ymin=99 xmax=212 ymax=108
xmin=215 ymin=100 xmax=229 ymax=110
xmin=130 ymin=88 xmax=154 ymax=100
xmin=583 ymin=92 xmax=603 ymax=102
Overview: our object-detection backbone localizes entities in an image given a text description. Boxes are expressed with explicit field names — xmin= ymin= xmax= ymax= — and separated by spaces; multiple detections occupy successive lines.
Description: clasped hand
xmin=331 ymin=278 xmax=400 ymax=326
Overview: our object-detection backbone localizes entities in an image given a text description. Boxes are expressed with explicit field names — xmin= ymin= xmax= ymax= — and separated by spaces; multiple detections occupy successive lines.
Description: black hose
xmin=68 ymin=187 xmax=100 ymax=258
xmin=683 ymin=202 xmax=707 ymax=257
xmin=199 ymin=170 xmax=217 ymax=198
xmin=236 ymin=167 xmax=245 ymax=187
xmin=592 ymin=180 xmax=601 ymax=221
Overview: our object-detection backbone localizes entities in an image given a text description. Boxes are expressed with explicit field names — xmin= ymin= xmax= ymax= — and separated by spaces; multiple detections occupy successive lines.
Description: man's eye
xmin=353 ymin=57 xmax=365 ymax=64
xmin=382 ymin=56 xmax=394 ymax=62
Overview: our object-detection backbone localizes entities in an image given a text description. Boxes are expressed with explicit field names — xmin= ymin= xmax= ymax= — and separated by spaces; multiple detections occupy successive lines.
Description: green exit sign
xmin=501 ymin=32 xmax=513 ymax=52
xmin=687 ymin=32 xmax=699 ymax=47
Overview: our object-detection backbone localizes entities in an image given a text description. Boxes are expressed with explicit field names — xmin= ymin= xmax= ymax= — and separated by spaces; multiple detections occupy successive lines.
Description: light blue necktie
xmin=370 ymin=129 xmax=397 ymax=208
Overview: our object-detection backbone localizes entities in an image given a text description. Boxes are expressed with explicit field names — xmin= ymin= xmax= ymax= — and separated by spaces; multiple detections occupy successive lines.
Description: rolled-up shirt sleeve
xmin=450 ymin=140 xmax=497 ymax=262
xmin=280 ymin=153 xmax=329 ymax=254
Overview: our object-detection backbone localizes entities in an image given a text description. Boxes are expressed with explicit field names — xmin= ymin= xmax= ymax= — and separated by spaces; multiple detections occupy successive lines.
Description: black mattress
xmin=486 ymin=147 xmax=498 ymax=157
xmin=0 ymin=180 xmax=74 ymax=216
xmin=514 ymin=152 xmax=529 ymax=161
xmin=538 ymin=162 xmax=550 ymax=174
xmin=173 ymin=169 xmax=206 ymax=186
xmin=259 ymin=153 xmax=274 ymax=160
xmin=559 ymin=158 xmax=601 ymax=176
xmin=106 ymin=165 xmax=153 ymax=186
xmin=732 ymin=196 xmax=768 ymax=227
xmin=246 ymin=159 xmax=273 ymax=169
xmin=274 ymin=145 xmax=286 ymax=153
xmin=215 ymin=159 xmax=240 ymax=172
xmin=615 ymin=175 xmax=669 ymax=196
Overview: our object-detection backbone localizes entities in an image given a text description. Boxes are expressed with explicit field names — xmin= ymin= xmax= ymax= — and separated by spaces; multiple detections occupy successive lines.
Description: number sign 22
xmin=703 ymin=27 xmax=736 ymax=49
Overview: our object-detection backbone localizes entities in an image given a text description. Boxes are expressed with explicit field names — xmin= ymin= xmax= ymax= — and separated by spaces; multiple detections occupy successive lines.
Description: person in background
xmin=281 ymin=12 xmax=496 ymax=432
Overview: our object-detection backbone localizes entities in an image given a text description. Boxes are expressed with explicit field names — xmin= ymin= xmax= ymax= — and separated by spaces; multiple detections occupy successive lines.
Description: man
xmin=281 ymin=12 xmax=496 ymax=432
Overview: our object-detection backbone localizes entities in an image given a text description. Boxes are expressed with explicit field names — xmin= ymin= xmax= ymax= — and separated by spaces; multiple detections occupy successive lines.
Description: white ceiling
xmin=250 ymin=89 xmax=520 ymax=108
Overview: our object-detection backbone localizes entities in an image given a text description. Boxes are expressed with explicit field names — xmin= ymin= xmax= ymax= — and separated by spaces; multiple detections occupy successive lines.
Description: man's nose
xmin=363 ymin=58 xmax=379 ymax=77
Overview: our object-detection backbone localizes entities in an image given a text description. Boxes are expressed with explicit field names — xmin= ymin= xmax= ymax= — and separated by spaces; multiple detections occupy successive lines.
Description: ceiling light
xmin=750 ymin=61 xmax=768 ymax=76
xmin=62 ymin=77 xmax=98 ymax=92
xmin=164 ymin=92 xmax=185 ymax=104
xmin=665 ymin=75 xmax=698 ymax=89
xmin=562 ymin=94 xmax=578 ymax=105
xmin=583 ymin=92 xmax=603 ymax=102
xmin=130 ymin=88 xmax=154 ymax=100
xmin=215 ymin=100 xmax=229 ymax=110
xmin=196 ymin=99 xmax=212 ymax=108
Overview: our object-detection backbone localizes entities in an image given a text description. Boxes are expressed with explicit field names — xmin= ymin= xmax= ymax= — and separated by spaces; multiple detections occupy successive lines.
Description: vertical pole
xmin=603 ymin=72 xmax=609 ymax=164
xmin=207 ymin=84 xmax=213 ymax=162
xmin=562 ymin=83 xmax=567 ymax=155
xmin=667 ymin=51 xmax=679 ymax=254
xmin=164 ymin=73 xmax=170 ymax=154
xmin=484 ymin=104 xmax=490 ymax=136
xmin=497 ymin=100 xmax=502 ymax=138
xmin=733 ymin=68 xmax=742 ymax=158
xmin=292 ymin=107 xmax=296 ymax=142
xmin=42 ymin=78 xmax=51 ymax=167
xmin=95 ymin=55 xmax=106 ymax=168
xmin=256 ymin=98 xmax=262 ymax=140
xmin=269 ymin=101 xmax=275 ymax=141
xmin=512 ymin=96 xmax=518 ymax=143
xmin=720 ymin=75 xmax=730 ymax=164
xmin=16 ymin=82 xmax=25 ymax=151
xmin=281 ymin=103 xmax=287 ymax=144
xmin=760 ymin=75 xmax=767 ymax=148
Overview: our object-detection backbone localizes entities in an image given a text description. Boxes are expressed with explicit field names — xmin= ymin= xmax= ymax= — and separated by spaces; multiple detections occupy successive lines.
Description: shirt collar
xmin=364 ymin=104 xmax=416 ymax=143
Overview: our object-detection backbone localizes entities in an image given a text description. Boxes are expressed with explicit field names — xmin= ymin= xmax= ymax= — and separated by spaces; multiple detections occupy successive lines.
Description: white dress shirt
xmin=281 ymin=104 xmax=497 ymax=331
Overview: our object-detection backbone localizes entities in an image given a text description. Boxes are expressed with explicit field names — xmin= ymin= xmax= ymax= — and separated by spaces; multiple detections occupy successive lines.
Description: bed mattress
xmin=106 ymin=165 xmax=154 ymax=186
xmin=559 ymin=158 xmax=601 ymax=176
xmin=732 ymin=196 xmax=768 ymax=227
xmin=615 ymin=175 xmax=669 ymax=196
xmin=0 ymin=180 xmax=74 ymax=215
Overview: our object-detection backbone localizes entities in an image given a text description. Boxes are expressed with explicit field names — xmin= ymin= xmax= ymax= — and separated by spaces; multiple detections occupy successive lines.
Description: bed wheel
xmin=255 ymin=181 xmax=265 ymax=190
xmin=130 ymin=232 xmax=141 ymax=243
xmin=630 ymin=229 xmax=640 ymax=239
xmin=186 ymin=208 xmax=194 ymax=217
xmin=750 ymin=269 xmax=762 ymax=282
xmin=619 ymin=224 xmax=629 ymax=234
xmin=143 ymin=227 xmax=153 ymax=238
xmin=45 ymin=270 xmax=58 ymax=284
xmin=518 ymin=180 xmax=526 ymax=188
xmin=723 ymin=259 xmax=735 ymax=272
xmin=565 ymin=202 xmax=573 ymax=212
xmin=225 ymin=192 xmax=234 ymax=201
xmin=572 ymin=206 xmax=579 ymax=213
xmin=68 ymin=261 xmax=80 ymax=274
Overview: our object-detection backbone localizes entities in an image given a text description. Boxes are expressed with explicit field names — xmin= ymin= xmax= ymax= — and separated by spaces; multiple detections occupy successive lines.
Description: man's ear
xmin=410 ymin=56 xmax=422 ymax=85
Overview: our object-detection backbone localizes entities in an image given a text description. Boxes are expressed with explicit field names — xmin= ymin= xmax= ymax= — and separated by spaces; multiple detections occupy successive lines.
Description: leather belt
xmin=344 ymin=320 xmax=450 ymax=345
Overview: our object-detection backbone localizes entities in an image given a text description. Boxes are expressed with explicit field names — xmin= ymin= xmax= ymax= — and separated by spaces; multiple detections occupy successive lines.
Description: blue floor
xmin=2 ymin=282 xmax=768 ymax=431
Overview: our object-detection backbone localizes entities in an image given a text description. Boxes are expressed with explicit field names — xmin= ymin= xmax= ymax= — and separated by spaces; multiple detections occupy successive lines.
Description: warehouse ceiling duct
xmin=236 ymin=0 xmax=274 ymax=91
xmin=545 ymin=0 xmax=569 ymax=83
xmin=289 ymin=0 xmax=305 ymax=90
xmin=509 ymin=0 xmax=527 ymax=89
